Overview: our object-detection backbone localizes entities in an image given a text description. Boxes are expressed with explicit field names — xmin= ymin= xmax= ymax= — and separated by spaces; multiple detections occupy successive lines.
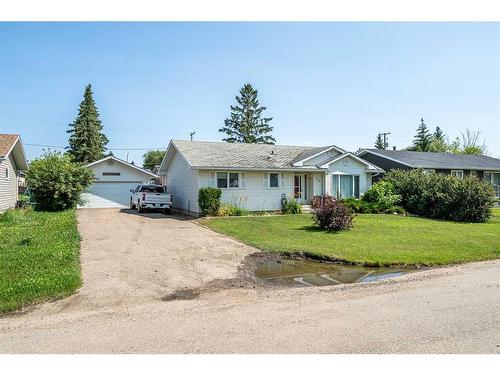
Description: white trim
xmin=85 ymin=155 xmax=158 ymax=177
xmin=267 ymin=172 xmax=281 ymax=189
xmin=319 ymin=152 xmax=384 ymax=172
xmin=0 ymin=135 xmax=28 ymax=170
xmin=215 ymin=171 xmax=243 ymax=190
xmin=330 ymin=173 xmax=361 ymax=199
xmin=195 ymin=166 xmax=325 ymax=172
xmin=292 ymin=145 xmax=346 ymax=167
xmin=1 ymin=135 xmax=19 ymax=159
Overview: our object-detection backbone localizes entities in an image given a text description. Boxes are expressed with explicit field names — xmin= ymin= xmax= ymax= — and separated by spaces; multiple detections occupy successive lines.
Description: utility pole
xmin=379 ymin=132 xmax=391 ymax=149
xmin=190 ymin=131 xmax=196 ymax=141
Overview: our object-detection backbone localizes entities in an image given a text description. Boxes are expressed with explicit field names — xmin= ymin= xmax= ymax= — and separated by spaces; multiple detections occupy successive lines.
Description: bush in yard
xmin=218 ymin=203 xmax=249 ymax=216
xmin=447 ymin=177 xmax=495 ymax=222
xmin=282 ymin=197 xmax=302 ymax=214
xmin=310 ymin=195 xmax=336 ymax=209
xmin=198 ymin=187 xmax=222 ymax=216
xmin=362 ymin=181 xmax=401 ymax=209
xmin=385 ymin=169 xmax=494 ymax=222
xmin=26 ymin=151 xmax=94 ymax=211
xmin=313 ymin=199 xmax=353 ymax=231
xmin=340 ymin=197 xmax=406 ymax=215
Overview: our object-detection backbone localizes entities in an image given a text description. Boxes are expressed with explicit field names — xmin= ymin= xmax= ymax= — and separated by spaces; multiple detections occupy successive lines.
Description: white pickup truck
xmin=129 ymin=184 xmax=173 ymax=214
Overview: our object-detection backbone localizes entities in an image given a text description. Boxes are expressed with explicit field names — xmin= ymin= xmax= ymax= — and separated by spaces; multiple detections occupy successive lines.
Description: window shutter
xmin=209 ymin=172 xmax=215 ymax=187
xmin=263 ymin=173 xmax=269 ymax=189
xmin=280 ymin=173 xmax=285 ymax=189
xmin=240 ymin=172 xmax=246 ymax=189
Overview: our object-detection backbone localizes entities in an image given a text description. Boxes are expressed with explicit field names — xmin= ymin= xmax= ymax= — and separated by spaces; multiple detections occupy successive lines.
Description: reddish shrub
xmin=313 ymin=199 xmax=353 ymax=231
xmin=310 ymin=195 xmax=336 ymax=209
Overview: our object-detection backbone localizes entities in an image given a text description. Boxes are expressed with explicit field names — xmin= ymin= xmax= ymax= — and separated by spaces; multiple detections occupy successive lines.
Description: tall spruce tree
xmin=374 ymin=133 xmax=385 ymax=149
xmin=67 ymin=84 xmax=109 ymax=164
xmin=219 ymin=83 xmax=275 ymax=144
xmin=433 ymin=126 xmax=445 ymax=142
xmin=412 ymin=118 xmax=432 ymax=152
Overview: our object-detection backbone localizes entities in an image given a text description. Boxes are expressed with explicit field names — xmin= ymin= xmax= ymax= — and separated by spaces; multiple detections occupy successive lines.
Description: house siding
xmin=0 ymin=155 xmax=18 ymax=212
xmin=199 ymin=170 xmax=297 ymax=211
xmin=303 ymin=150 xmax=339 ymax=166
xmin=89 ymin=160 xmax=156 ymax=183
xmin=166 ymin=151 xmax=200 ymax=214
xmin=326 ymin=156 xmax=373 ymax=197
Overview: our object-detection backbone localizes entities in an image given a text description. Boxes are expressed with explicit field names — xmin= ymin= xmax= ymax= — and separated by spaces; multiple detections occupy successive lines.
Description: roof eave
xmin=192 ymin=166 xmax=327 ymax=172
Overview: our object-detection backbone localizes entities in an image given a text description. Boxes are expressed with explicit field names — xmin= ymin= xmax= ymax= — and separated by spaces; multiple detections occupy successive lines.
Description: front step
xmin=301 ymin=204 xmax=314 ymax=213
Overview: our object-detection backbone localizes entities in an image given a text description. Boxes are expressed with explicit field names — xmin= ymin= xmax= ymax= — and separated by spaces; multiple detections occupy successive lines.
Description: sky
xmin=1 ymin=22 xmax=499 ymax=165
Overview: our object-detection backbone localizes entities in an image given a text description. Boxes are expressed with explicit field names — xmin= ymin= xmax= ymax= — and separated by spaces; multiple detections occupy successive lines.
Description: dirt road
xmin=0 ymin=209 xmax=498 ymax=353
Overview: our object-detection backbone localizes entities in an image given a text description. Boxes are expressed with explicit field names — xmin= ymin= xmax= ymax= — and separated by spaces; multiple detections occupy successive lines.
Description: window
xmin=484 ymin=172 xmax=500 ymax=198
xmin=139 ymin=185 xmax=165 ymax=193
xmin=216 ymin=172 xmax=240 ymax=189
xmin=269 ymin=173 xmax=279 ymax=188
xmin=229 ymin=172 xmax=239 ymax=188
xmin=423 ymin=169 xmax=436 ymax=174
xmin=217 ymin=172 xmax=228 ymax=188
xmin=102 ymin=172 xmax=121 ymax=176
xmin=5 ymin=168 xmax=9 ymax=179
xmin=332 ymin=174 xmax=360 ymax=199
xmin=451 ymin=170 xmax=464 ymax=179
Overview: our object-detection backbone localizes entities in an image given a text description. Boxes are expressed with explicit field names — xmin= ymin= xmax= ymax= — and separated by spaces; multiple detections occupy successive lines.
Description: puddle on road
xmin=255 ymin=258 xmax=410 ymax=287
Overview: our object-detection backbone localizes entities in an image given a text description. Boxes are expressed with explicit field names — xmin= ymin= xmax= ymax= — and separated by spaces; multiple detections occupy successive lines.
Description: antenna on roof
xmin=190 ymin=131 xmax=196 ymax=141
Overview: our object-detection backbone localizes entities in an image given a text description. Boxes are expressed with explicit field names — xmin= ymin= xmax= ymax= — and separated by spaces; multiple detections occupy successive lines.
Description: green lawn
xmin=0 ymin=209 xmax=81 ymax=313
xmin=201 ymin=208 xmax=500 ymax=267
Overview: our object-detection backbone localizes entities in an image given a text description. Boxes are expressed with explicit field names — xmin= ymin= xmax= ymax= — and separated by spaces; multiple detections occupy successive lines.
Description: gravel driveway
xmin=0 ymin=209 xmax=498 ymax=353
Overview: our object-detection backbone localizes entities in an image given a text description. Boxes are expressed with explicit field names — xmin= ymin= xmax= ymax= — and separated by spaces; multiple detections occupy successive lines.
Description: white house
xmin=80 ymin=155 xmax=158 ymax=208
xmin=158 ymin=140 xmax=383 ymax=215
xmin=0 ymin=134 xmax=28 ymax=212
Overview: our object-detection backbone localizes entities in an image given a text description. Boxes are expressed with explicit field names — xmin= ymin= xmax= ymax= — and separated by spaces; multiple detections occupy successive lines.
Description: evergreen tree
xmin=374 ymin=133 xmax=385 ymax=149
xmin=412 ymin=118 xmax=432 ymax=152
xmin=433 ymin=126 xmax=445 ymax=142
xmin=67 ymin=84 xmax=109 ymax=164
xmin=219 ymin=83 xmax=275 ymax=144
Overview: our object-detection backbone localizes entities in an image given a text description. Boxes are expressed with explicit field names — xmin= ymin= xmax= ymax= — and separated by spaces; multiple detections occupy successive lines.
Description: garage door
xmin=80 ymin=181 xmax=141 ymax=208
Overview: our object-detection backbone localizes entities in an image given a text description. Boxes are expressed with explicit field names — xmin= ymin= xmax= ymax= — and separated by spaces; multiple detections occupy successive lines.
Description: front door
xmin=294 ymin=174 xmax=305 ymax=202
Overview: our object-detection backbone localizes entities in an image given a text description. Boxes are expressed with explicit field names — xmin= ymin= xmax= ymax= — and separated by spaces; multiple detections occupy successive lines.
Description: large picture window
xmin=332 ymin=174 xmax=360 ymax=199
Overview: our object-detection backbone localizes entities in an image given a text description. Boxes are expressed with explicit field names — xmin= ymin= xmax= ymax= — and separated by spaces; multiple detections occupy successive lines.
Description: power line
xmin=0 ymin=112 xmax=167 ymax=135
xmin=24 ymin=143 xmax=165 ymax=151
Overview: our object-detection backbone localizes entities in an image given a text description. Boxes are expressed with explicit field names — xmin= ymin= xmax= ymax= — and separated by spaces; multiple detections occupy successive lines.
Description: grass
xmin=0 ymin=208 xmax=81 ymax=313
xmin=201 ymin=208 xmax=500 ymax=267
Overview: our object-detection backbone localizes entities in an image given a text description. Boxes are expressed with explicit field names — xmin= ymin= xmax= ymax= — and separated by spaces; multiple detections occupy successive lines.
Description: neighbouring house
xmin=0 ymin=134 xmax=28 ymax=212
xmin=80 ymin=155 xmax=158 ymax=208
xmin=158 ymin=140 xmax=384 ymax=214
xmin=358 ymin=149 xmax=500 ymax=198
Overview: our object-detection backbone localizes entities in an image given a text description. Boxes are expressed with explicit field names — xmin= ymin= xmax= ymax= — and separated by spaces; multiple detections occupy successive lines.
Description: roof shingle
xmin=172 ymin=140 xmax=330 ymax=170
xmin=0 ymin=134 xmax=19 ymax=158
xmin=364 ymin=149 xmax=500 ymax=171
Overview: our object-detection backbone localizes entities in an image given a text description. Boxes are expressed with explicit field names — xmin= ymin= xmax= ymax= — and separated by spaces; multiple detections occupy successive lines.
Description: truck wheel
xmin=137 ymin=201 xmax=143 ymax=213
xmin=130 ymin=199 xmax=135 ymax=209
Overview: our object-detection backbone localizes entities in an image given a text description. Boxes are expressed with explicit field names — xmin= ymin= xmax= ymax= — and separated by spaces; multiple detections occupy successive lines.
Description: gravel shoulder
xmin=0 ymin=209 xmax=498 ymax=353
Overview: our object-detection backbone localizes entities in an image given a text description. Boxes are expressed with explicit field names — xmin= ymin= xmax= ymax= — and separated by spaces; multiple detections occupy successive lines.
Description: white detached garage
xmin=80 ymin=156 xmax=158 ymax=209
